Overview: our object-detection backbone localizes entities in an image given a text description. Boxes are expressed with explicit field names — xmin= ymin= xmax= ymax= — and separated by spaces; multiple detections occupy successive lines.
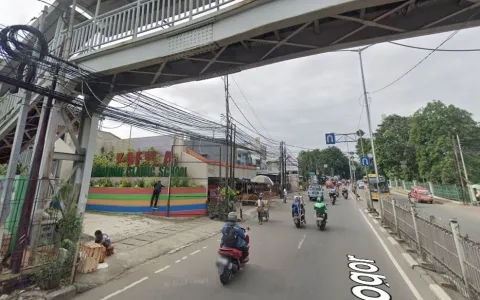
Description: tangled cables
xmin=0 ymin=25 xmax=49 ymax=93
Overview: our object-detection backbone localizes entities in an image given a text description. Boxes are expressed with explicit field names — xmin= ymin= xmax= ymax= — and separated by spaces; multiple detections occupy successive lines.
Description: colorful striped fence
xmin=86 ymin=187 xmax=207 ymax=216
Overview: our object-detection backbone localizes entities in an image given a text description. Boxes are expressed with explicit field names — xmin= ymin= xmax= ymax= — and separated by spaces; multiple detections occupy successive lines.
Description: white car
xmin=357 ymin=181 xmax=365 ymax=189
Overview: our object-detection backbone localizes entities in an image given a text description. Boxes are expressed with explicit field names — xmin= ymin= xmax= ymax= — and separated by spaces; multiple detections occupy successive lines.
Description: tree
xmin=297 ymin=147 xmax=351 ymax=179
xmin=374 ymin=115 xmax=417 ymax=181
xmin=409 ymin=100 xmax=479 ymax=184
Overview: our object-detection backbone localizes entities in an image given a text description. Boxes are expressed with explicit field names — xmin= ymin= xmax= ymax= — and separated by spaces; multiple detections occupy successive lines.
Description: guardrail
xmin=68 ymin=0 xmax=240 ymax=56
xmin=382 ymin=199 xmax=480 ymax=299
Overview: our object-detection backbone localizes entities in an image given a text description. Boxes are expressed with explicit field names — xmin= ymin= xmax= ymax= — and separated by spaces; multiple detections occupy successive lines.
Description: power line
xmin=388 ymin=41 xmax=480 ymax=52
xmin=230 ymin=75 xmax=273 ymax=140
xmin=371 ymin=8 xmax=480 ymax=94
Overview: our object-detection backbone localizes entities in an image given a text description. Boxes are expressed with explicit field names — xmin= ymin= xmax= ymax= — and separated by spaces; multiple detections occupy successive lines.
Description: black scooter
xmin=329 ymin=193 xmax=336 ymax=205
xmin=342 ymin=190 xmax=348 ymax=199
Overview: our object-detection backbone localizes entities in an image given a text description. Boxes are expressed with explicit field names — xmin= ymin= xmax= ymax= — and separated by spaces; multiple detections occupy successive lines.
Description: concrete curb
xmin=362 ymin=208 xmax=453 ymax=300
xmin=45 ymin=285 xmax=76 ymax=300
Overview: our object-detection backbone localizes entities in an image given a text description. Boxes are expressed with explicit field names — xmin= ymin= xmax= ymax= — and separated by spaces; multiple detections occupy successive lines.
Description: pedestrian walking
xmin=151 ymin=180 xmax=163 ymax=208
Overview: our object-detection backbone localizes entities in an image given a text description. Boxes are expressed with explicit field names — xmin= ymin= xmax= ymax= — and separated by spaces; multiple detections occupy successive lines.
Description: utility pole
xmin=358 ymin=50 xmax=382 ymax=216
xmin=456 ymin=135 xmax=469 ymax=183
xmin=452 ymin=135 xmax=467 ymax=204
xmin=232 ymin=124 xmax=236 ymax=184
xmin=283 ymin=143 xmax=288 ymax=190
xmin=279 ymin=142 xmax=284 ymax=189
xmin=224 ymin=76 xmax=230 ymax=190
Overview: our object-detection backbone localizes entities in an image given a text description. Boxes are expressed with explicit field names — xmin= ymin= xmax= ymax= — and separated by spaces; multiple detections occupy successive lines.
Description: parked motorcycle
xmin=316 ymin=211 xmax=327 ymax=231
xmin=216 ymin=227 xmax=250 ymax=284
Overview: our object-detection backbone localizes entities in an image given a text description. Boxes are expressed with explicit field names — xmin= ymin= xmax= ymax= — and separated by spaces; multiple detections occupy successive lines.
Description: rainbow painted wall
xmin=86 ymin=187 xmax=207 ymax=216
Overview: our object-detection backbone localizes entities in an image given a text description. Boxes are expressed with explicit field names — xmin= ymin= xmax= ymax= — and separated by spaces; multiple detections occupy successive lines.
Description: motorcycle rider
xmin=329 ymin=187 xmax=337 ymax=200
xmin=342 ymin=186 xmax=348 ymax=197
xmin=291 ymin=196 xmax=305 ymax=223
xmin=314 ymin=196 xmax=328 ymax=221
xmin=220 ymin=212 xmax=248 ymax=261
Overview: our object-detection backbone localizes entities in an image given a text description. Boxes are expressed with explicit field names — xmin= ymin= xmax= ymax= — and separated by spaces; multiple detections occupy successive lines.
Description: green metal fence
xmin=431 ymin=184 xmax=463 ymax=202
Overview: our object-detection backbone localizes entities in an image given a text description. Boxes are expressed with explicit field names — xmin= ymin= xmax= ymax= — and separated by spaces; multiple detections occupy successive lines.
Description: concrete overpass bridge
xmin=0 ymin=0 xmax=479 ymax=235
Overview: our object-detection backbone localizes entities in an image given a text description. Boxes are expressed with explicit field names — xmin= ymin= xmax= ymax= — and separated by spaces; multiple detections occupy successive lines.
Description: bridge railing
xmin=67 ymin=0 xmax=241 ymax=57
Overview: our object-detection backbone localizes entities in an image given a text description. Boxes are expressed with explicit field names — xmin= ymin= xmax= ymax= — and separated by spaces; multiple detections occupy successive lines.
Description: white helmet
xmin=227 ymin=212 xmax=238 ymax=222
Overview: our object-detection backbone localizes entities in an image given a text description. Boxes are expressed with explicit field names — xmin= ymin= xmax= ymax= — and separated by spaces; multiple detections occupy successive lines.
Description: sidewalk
xmin=75 ymin=204 xmax=265 ymax=294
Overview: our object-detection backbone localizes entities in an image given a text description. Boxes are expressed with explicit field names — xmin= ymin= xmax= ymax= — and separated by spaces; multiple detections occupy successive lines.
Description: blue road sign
xmin=360 ymin=157 xmax=370 ymax=166
xmin=325 ymin=133 xmax=336 ymax=145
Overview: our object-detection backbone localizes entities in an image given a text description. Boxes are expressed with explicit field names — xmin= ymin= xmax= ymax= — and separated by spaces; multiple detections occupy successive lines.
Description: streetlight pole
xmin=358 ymin=49 xmax=383 ymax=218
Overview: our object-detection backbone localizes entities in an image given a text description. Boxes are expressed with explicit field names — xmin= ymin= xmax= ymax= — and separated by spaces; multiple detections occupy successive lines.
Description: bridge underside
xmin=79 ymin=0 xmax=480 ymax=95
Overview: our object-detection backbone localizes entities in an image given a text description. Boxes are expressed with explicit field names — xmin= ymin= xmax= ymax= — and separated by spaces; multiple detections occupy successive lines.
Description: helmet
xmin=294 ymin=195 xmax=301 ymax=202
xmin=316 ymin=196 xmax=323 ymax=203
xmin=227 ymin=212 xmax=238 ymax=222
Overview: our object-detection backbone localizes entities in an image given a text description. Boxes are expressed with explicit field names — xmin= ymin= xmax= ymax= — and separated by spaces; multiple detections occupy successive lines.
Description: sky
xmin=2 ymin=0 xmax=479 ymax=158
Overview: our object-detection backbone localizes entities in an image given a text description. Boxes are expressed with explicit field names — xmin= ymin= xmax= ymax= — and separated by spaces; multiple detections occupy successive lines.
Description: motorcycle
xmin=316 ymin=211 xmax=327 ymax=231
xmin=293 ymin=208 xmax=306 ymax=228
xmin=329 ymin=193 xmax=336 ymax=205
xmin=216 ymin=227 xmax=250 ymax=285
xmin=342 ymin=190 xmax=348 ymax=199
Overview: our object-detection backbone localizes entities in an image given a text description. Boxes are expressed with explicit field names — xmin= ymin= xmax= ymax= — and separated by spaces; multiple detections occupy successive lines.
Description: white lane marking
xmin=154 ymin=265 xmax=170 ymax=274
xmin=190 ymin=250 xmax=200 ymax=255
xmin=298 ymin=234 xmax=307 ymax=249
xmin=379 ymin=226 xmax=387 ymax=233
xmin=175 ymin=259 xmax=181 ymax=263
xmin=358 ymin=209 xmax=424 ymax=300
xmin=181 ymin=256 xmax=188 ymax=260
xmin=429 ymin=284 xmax=452 ymax=300
xmin=373 ymin=219 xmax=379 ymax=224
xmin=202 ymin=246 xmax=208 ymax=249
xmin=99 ymin=277 xmax=149 ymax=300
xmin=388 ymin=236 xmax=399 ymax=245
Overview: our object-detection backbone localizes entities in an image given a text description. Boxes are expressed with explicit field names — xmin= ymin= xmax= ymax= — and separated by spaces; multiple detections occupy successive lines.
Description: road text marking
xmin=358 ymin=209 xmax=424 ymax=300
xmin=154 ymin=265 xmax=170 ymax=274
xmin=298 ymin=234 xmax=307 ymax=249
xmin=99 ymin=277 xmax=149 ymax=300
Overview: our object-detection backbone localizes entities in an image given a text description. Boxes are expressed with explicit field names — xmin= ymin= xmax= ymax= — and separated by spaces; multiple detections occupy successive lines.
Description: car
xmin=357 ymin=180 xmax=365 ymax=189
xmin=408 ymin=186 xmax=434 ymax=204
xmin=308 ymin=185 xmax=323 ymax=201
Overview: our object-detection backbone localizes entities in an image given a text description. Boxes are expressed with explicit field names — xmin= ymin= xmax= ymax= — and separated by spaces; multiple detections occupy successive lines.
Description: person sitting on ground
xmin=220 ymin=212 xmax=248 ymax=261
xmin=94 ymin=230 xmax=114 ymax=256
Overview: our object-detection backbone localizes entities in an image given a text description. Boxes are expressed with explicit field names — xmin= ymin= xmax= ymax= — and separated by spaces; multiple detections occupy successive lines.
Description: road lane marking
xmin=175 ymin=259 xmax=181 ymax=263
xmin=298 ymin=234 xmax=307 ymax=249
xmin=202 ymin=246 xmax=208 ymax=249
xmin=154 ymin=265 xmax=170 ymax=274
xmin=358 ymin=209 xmax=424 ymax=300
xmin=99 ymin=277 xmax=149 ymax=300
xmin=181 ymin=256 xmax=188 ymax=260
xmin=190 ymin=250 xmax=200 ymax=255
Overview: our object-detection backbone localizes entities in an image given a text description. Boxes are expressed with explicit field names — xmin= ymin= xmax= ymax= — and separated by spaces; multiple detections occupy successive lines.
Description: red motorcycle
xmin=216 ymin=227 xmax=250 ymax=284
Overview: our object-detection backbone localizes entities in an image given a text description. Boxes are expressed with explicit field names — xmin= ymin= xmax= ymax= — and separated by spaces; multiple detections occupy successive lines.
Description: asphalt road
xmin=75 ymin=191 xmax=438 ymax=300
xmin=363 ymin=189 xmax=480 ymax=241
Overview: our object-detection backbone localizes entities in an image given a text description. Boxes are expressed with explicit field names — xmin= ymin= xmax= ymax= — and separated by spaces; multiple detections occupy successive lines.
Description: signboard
xmin=91 ymin=165 xmax=187 ymax=178
xmin=360 ymin=157 xmax=370 ymax=166
xmin=115 ymin=150 xmax=172 ymax=167
xmin=325 ymin=133 xmax=336 ymax=145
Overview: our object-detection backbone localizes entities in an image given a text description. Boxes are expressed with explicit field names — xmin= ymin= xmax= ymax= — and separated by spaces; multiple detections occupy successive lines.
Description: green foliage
xmin=351 ymin=100 xmax=480 ymax=185
xmin=374 ymin=115 xmax=417 ymax=181
xmin=409 ymin=101 xmax=478 ymax=184
xmin=298 ymin=147 xmax=351 ymax=179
